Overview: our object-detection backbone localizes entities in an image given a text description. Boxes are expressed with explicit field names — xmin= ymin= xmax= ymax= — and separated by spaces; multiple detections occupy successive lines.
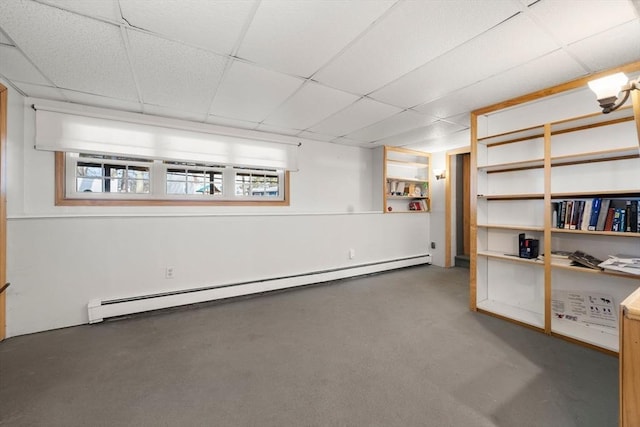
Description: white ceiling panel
xmin=60 ymin=88 xmax=143 ymax=113
xmin=298 ymin=131 xmax=338 ymax=143
xmin=0 ymin=44 xmax=49 ymax=85
xmin=38 ymin=0 xmax=122 ymax=23
xmin=567 ymin=20 xmax=640 ymax=72
xmin=346 ymin=110 xmax=437 ymax=142
xmin=127 ymin=30 xmax=227 ymax=112
xmin=263 ymin=81 xmax=359 ymax=130
xmin=0 ymin=31 xmax=14 ymax=45
xmin=119 ymin=0 xmax=256 ymax=55
xmin=255 ymin=124 xmax=302 ymax=136
xmin=13 ymin=81 xmax=64 ymax=99
xmin=238 ymin=0 xmax=394 ymax=78
xmin=206 ymin=114 xmax=259 ymax=131
xmin=331 ymin=137 xmax=371 ymax=147
xmin=371 ymin=13 xmax=559 ymax=108
xmin=0 ymin=0 xmax=138 ymax=100
xmin=528 ymin=0 xmax=637 ymax=45
xmin=415 ymin=50 xmax=587 ymax=118
xmin=310 ymin=97 xmax=402 ymax=137
xmin=373 ymin=120 xmax=467 ymax=147
xmin=313 ymin=0 xmax=522 ymax=95
xmin=209 ymin=60 xmax=304 ymax=123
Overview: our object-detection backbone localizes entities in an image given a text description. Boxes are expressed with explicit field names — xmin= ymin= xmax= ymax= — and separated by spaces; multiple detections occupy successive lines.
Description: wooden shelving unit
xmin=471 ymin=82 xmax=640 ymax=354
xmin=377 ymin=146 xmax=430 ymax=214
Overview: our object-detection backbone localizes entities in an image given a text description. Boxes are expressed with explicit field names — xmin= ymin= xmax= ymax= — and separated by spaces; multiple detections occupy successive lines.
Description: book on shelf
xmin=595 ymin=199 xmax=611 ymax=231
xmin=586 ymin=198 xmax=600 ymax=230
xmin=579 ymin=199 xmax=592 ymax=231
xmin=568 ymin=251 xmax=604 ymax=270
xmin=408 ymin=199 xmax=428 ymax=211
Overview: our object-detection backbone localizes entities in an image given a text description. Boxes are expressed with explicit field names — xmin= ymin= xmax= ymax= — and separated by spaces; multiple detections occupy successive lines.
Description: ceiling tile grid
xmin=0 ymin=0 xmax=638 ymax=150
xmin=208 ymin=59 xmax=304 ymax=123
xmin=237 ymin=0 xmax=395 ymax=78
xmin=119 ymin=0 xmax=257 ymax=56
xmin=127 ymin=29 xmax=227 ymax=112
xmin=0 ymin=0 xmax=138 ymax=100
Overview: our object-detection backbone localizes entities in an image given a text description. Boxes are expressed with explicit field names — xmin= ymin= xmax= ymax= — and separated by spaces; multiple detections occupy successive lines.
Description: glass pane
xmin=129 ymin=179 xmax=150 ymax=194
xmin=76 ymin=177 xmax=103 ymax=192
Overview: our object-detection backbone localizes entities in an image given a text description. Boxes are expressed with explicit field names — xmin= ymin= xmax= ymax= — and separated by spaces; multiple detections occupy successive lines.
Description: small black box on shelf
xmin=518 ymin=233 xmax=539 ymax=259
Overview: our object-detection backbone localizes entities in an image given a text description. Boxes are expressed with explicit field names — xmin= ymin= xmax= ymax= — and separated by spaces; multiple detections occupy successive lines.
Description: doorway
xmin=445 ymin=147 xmax=470 ymax=268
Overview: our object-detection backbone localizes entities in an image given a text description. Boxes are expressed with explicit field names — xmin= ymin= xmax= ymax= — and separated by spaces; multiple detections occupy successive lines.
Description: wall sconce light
xmin=434 ymin=169 xmax=446 ymax=180
xmin=588 ymin=72 xmax=639 ymax=113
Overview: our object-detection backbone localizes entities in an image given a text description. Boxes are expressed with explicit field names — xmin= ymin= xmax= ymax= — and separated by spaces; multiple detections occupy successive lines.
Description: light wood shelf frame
xmin=470 ymin=60 xmax=640 ymax=357
xmin=381 ymin=145 xmax=431 ymax=214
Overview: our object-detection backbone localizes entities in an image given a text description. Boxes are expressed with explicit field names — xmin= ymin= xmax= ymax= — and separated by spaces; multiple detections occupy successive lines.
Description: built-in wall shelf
xmin=476 ymin=300 xmax=544 ymax=329
xmin=477 ymin=250 xmax=544 ymax=266
xmin=551 ymin=228 xmax=640 ymax=237
xmin=478 ymin=159 xmax=545 ymax=173
xmin=550 ymin=263 xmax=640 ymax=280
xmin=477 ymin=224 xmax=544 ymax=231
xmin=478 ymin=194 xmax=544 ymax=200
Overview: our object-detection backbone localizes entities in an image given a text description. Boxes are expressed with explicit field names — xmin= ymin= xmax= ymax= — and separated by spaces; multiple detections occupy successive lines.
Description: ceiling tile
xmin=262 ymin=81 xmax=359 ymax=130
xmin=0 ymin=0 xmax=138 ymax=100
xmin=374 ymin=120 xmax=467 ymax=147
xmin=529 ymin=0 xmax=637 ymax=45
xmin=331 ymin=137 xmax=371 ymax=147
xmin=119 ymin=0 xmax=255 ymax=55
xmin=371 ymin=13 xmax=559 ymax=108
xmin=313 ymin=0 xmax=521 ymax=95
xmin=309 ymin=97 xmax=402 ymax=137
xmin=60 ymin=88 xmax=142 ymax=113
xmin=415 ymin=50 xmax=586 ymax=118
xmin=13 ymin=81 xmax=65 ymax=99
xmin=0 ymin=31 xmax=14 ymax=45
xmin=127 ymin=29 xmax=227 ymax=112
xmin=142 ymin=104 xmax=207 ymax=122
xmin=0 ymin=44 xmax=49 ymax=85
xmin=254 ymin=124 xmax=301 ymax=136
xmin=38 ymin=0 xmax=122 ymax=23
xmin=346 ymin=110 xmax=437 ymax=142
xmin=238 ymin=0 xmax=394 ymax=78
xmin=566 ymin=20 xmax=640 ymax=72
xmin=206 ymin=115 xmax=259 ymax=131
xmin=298 ymin=131 xmax=337 ymax=143
xmin=209 ymin=60 xmax=304 ymax=123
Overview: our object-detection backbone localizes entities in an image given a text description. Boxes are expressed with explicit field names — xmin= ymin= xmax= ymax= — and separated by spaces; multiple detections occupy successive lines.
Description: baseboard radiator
xmin=88 ymin=254 xmax=431 ymax=323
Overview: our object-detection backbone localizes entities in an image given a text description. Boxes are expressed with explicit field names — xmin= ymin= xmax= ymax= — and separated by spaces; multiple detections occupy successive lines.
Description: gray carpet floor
xmin=0 ymin=266 xmax=617 ymax=427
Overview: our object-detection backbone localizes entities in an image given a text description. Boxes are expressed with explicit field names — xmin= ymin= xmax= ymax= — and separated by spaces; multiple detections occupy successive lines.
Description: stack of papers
xmin=598 ymin=255 xmax=640 ymax=276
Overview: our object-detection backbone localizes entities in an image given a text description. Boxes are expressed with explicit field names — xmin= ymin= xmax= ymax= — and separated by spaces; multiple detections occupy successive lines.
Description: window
xmin=58 ymin=152 xmax=289 ymax=206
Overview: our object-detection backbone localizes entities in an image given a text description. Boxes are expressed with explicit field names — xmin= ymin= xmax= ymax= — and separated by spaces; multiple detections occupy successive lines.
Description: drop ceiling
xmin=0 ymin=0 xmax=639 ymax=149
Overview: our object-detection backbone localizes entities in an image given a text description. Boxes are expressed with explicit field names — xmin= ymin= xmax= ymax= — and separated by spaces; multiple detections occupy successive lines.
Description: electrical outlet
xmin=165 ymin=267 xmax=175 ymax=279
xmin=431 ymin=242 xmax=436 ymax=249
xmin=349 ymin=248 xmax=355 ymax=259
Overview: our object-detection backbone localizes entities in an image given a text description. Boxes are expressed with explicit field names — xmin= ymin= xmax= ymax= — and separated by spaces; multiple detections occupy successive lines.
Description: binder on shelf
xmin=604 ymin=207 xmax=616 ymax=231
xmin=558 ymin=201 xmax=567 ymax=229
xmin=587 ymin=198 xmax=601 ymax=231
xmin=595 ymin=199 xmax=611 ymax=231
xmin=564 ymin=200 xmax=573 ymax=229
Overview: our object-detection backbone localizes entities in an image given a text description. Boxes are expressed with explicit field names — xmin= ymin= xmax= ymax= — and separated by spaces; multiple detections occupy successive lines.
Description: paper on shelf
xmin=598 ymin=255 xmax=640 ymax=276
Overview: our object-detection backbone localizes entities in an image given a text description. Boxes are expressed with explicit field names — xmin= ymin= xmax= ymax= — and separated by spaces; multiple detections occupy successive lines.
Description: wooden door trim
xmin=0 ymin=83 xmax=7 ymax=341
xmin=444 ymin=146 xmax=470 ymax=268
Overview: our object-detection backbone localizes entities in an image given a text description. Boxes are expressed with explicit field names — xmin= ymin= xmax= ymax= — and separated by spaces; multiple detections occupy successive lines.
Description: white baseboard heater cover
xmin=88 ymin=255 xmax=431 ymax=323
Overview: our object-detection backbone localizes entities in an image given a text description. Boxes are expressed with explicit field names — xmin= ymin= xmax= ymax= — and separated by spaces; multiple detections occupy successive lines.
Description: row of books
xmin=551 ymin=198 xmax=639 ymax=232
xmin=408 ymin=200 xmax=428 ymax=211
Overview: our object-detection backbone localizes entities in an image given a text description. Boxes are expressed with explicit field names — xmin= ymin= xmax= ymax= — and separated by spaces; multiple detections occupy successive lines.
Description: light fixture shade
xmin=588 ymin=72 xmax=628 ymax=100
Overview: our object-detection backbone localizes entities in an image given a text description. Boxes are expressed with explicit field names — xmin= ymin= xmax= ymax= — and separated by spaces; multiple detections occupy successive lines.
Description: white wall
xmin=5 ymin=95 xmax=431 ymax=337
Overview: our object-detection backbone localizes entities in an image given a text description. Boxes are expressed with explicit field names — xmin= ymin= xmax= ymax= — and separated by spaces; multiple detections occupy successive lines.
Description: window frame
xmin=55 ymin=152 xmax=290 ymax=206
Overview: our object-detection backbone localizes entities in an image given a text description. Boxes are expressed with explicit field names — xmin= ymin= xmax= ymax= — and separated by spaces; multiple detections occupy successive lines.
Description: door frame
xmin=0 ymin=83 xmax=7 ymax=340
xmin=444 ymin=146 xmax=470 ymax=268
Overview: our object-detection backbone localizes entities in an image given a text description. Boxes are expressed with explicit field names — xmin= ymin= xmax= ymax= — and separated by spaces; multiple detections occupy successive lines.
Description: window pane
xmin=76 ymin=177 xmax=103 ymax=192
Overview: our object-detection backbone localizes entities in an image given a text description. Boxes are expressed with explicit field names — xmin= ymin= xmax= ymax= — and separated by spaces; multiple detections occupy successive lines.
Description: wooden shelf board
xmin=476 ymin=299 xmax=544 ymax=328
xmin=387 ymin=195 xmax=428 ymax=200
xmin=551 ymin=320 xmax=618 ymax=352
xmin=478 ymin=125 xmax=545 ymax=146
xmin=550 ymin=105 xmax=635 ymax=134
xmin=551 ymin=190 xmax=640 ymax=198
xmin=478 ymin=250 xmax=544 ymax=266
xmin=384 ymin=210 xmax=429 ymax=214
xmin=551 ymin=147 xmax=639 ymax=166
xmin=386 ymin=176 xmax=428 ymax=184
xmin=551 ymin=228 xmax=640 ymax=238
xmin=477 ymin=224 xmax=543 ymax=231
xmin=478 ymin=158 xmax=544 ymax=173
xmin=551 ymin=263 xmax=640 ymax=280
xmin=478 ymin=193 xmax=544 ymax=200
xmin=386 ymin=159 xmax=428 ymax=168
